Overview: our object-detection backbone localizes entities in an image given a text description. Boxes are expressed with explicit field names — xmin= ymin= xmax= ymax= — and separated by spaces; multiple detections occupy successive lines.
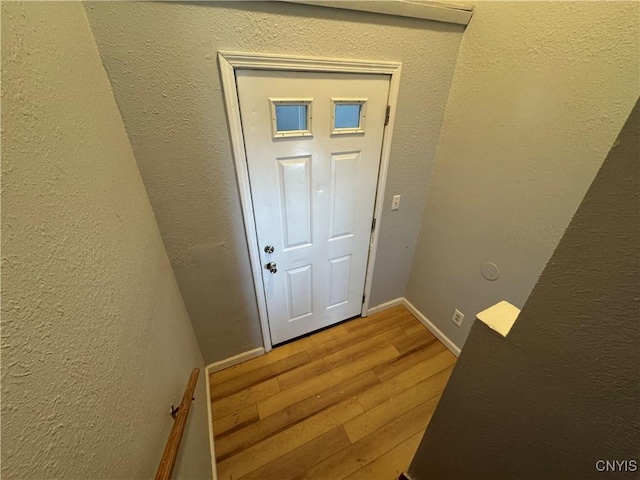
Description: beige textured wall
xmin=1 ymin=3 xmax=211 ymax=478
xmin=406 ymin=1 xmax=640 ymax=349
xmin=84 ymin=1 xmax=465 ymax=362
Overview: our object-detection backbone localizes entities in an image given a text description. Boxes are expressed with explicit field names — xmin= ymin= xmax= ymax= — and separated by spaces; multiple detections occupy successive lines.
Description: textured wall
xmin=408 ymin=98 xmax=639 ymax=480
xmin=1 ymin=3 xmax=211 ymax=478
xmin=406 ymin=1 xmax=640 ymax=349
xmin=84 ymin=1 xmax=464 ymax=362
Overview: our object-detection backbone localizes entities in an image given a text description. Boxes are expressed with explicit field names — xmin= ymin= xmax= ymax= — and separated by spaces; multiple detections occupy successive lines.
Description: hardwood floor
xmin=209 ymin=305 xmax=456 ymax=480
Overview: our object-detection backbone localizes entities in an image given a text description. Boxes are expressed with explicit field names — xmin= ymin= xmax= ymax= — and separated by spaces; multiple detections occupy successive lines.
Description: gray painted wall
xmin=408 ymin=99 xmax=640 ymax=480
xmin=406 ymin=1 xmax=640 ymax=350
xmin=1 ymin=3 xmax=211 ymax=478
xmin=84 ymin=1 xmax=465 ymax=363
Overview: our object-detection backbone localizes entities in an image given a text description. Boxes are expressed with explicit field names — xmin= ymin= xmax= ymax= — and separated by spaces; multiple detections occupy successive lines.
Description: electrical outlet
xmin=452 ymin=309 xmax=464 ymax=327
xmin=391 ymin=195 xmax=401 ymax=210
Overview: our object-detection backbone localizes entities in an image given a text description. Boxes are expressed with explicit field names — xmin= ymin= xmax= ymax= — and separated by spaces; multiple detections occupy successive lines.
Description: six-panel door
xmin=237 ymin=70 xmax=389 ymax=344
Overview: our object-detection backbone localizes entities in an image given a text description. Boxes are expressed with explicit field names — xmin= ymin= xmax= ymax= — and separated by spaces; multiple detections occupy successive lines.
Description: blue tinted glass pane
xmin=276 ymin=105 xmax=307 ymax=131
xmin=335 ymin=104 xmax=361 ymax=129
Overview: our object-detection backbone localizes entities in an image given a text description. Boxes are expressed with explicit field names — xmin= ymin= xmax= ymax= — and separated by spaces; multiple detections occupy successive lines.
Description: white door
xmin=237 ymin=70 xmax=389 ymax=344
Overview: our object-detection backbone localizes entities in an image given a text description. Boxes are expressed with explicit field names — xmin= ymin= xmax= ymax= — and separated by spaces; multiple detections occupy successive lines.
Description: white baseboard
xmin=204 ymin=367 xmax=218 ymax=480
xmin=367 ymin=297 xmax=404 ymax=315
xmin=206 ymin=347 xmax=265 ymax=375
xmin=367 ymin=297 xmax=462 ymax=357
xmin=204 ymin=346 xmax=265 ymax=480
xmin=402 ymin=298 xmax=461 ymax=357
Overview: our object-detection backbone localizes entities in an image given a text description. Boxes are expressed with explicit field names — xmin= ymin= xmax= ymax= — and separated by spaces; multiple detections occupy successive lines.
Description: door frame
xmin=219 ymin=51 xmax=402 ymax=352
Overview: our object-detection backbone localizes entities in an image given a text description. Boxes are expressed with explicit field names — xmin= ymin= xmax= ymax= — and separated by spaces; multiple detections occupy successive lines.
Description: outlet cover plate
xmin=452 ymin=309 xmax=464 ymax=327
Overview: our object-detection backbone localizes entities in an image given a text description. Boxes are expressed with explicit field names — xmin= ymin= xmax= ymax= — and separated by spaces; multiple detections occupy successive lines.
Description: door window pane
xmin=334 ymin=104 xmax=361 ymax=129
xmin=276 ymin=104 xmax=308 ymax=131
xmin=331 ymin=99 xmax=366 ymax=135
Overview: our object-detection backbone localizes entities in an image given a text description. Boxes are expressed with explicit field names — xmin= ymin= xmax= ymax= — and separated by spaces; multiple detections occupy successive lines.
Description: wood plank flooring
xmin=209 ymin=305 xmax=456 ymax=480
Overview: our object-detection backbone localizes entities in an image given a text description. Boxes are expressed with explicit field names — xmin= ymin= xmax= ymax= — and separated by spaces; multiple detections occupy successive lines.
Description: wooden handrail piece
xmin=155 ymin=368 xmax=200 ymax=480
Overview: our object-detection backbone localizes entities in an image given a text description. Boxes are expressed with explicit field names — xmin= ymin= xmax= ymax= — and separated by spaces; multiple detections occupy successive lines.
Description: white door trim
xmin=218 ymin=51 xmax=402 ymax=352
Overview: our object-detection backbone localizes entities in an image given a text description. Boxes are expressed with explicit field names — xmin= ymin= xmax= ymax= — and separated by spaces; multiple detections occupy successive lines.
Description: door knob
xmin=264 ymin=245 xmax=275 ymax=254
xmin=264 ymin=261 xmax=277 ymax=274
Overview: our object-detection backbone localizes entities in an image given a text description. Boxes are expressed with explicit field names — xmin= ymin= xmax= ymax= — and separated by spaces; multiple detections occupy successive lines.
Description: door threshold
xmin=272 ymin=314 xmax=362 ymax=348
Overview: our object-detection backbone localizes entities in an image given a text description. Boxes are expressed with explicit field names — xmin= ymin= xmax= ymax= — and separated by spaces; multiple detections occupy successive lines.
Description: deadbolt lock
xmin=264 ymin=245 xmax=275 ymax=254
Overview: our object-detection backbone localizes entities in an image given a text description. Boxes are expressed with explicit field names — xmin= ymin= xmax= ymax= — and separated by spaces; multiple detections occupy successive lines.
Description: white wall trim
xmin=402 ymin=298 xmax=461 ymax=357
xmin=476 ymin=300 xmax=521 ymax=338
xmin=204 ymin=347 xmax=266 ymax=479
xmin=206 ymin=347 xmax=265 ymax=375
xmin=218 ymin=53 xmax=273 ymax=353
xmin=220 ymin=51 xmax=403 ymax=75
xmin=218 ymin=51 xmax=402 ymax=351
xmin=204 ymin=367 xmax=218 ymax=480
xmin=367 ymin=297 xmax=404 ymax=315
xmin=361 ymin=63 xmax=402 ymax=316
xmin=278 ymin=0 xmax=473 ymax=26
